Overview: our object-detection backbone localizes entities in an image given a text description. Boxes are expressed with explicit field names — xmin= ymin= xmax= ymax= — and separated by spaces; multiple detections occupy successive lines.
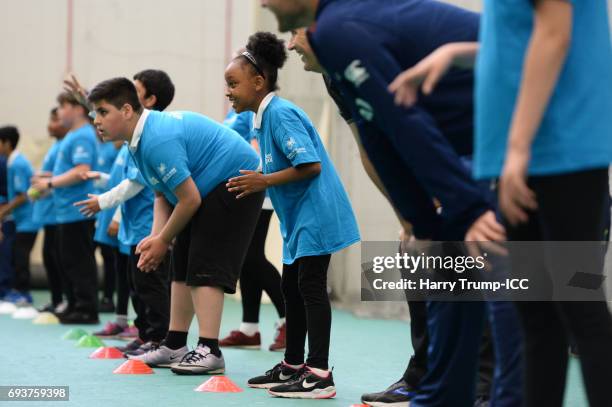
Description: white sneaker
xmin=129 ymin=344 xmax=189 ymax=368
xmin=171 ymin=345 xmax=225 ymax=375
xmin=0 ymin=301 xmax=17 ymax=315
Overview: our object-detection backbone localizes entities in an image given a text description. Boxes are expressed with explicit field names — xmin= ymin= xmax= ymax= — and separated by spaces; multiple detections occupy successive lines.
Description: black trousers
xmin=57 ymin=220 xmax=97 ymax=314
xmin=240 ymin=209 xmax=285 ymax=323
xmin=115 ymin=249 xmax=129 ymax=316
xmin=98 ymin=243 xmax=116 ymax=300
xmin=507 ymin=168 xmax=612 ymax=407
xmin=282 ymin=254 xmax=332 ymax=369
xmin=42 ymin=225 xmax=63 ymax=306
xmin=129 ymin=246 xmax=170 ymax=343
xmin=12 ymin=232 xmax=37 ymax=292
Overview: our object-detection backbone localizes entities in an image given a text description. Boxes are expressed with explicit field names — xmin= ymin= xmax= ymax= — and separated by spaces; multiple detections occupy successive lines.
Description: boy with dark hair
xmin=0 ymin=153 xmax=15 ymax=303
xmin=0 ymin=126 xmax=40 ymax=306
xmin=32 ymin=92 xmax=99 ymax=324
xmin=88 ymin=77 xmax=264 ymax=374
xmin=74 ymin=69 xmax=175 ymax=356
xmin=133 ymin=69 xmax=175 ymax=112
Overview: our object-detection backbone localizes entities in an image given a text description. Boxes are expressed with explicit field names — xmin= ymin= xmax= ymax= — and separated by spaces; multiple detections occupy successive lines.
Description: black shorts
xmin=172 ymin=182 xmax=264 ymax=293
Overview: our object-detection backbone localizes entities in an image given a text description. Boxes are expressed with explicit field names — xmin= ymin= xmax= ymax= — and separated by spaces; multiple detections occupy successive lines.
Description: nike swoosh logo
xmin=302 ymin=380 xmax=317 ymax=389
xmin=279 ymin=373 xmax=293 ymax=380
xmin=169 ymin=355 xmax=181 ymax=361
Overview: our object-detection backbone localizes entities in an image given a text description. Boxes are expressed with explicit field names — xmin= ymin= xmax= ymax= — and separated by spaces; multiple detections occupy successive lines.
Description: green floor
xmin=0 ymin=291 xmax=588 ymax=406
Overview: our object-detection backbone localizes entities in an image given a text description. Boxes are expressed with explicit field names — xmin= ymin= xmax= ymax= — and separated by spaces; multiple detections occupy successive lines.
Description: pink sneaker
xmin=117 ymin=325 xmax=139 ymax=340
xmin=93 ymin=322 xmax=124 ymax=338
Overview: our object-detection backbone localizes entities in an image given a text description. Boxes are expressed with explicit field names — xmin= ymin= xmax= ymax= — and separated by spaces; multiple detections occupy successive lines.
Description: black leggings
xmin=98 ymin=243 xmax=116 ymax=300
xmin=12 ymin=232 xmax=37 ymax=292
xmin=507 ymin=168 xmax=612 ymax=407
xmin=240 ymin=209 xmax=285 ymax=323
xmin=282 ymin=254 xmax=331 ymax=369
xmin=115 ymin=249 xmax=129 ymax=316
xmin=42 ymin=225 xmax=63 ymax=306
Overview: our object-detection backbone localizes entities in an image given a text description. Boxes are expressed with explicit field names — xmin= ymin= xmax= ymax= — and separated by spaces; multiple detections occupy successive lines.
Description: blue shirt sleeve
xmin=145 ymin=138 xmax=191 ymax=193
xmin=272 ymin=110 xmax=321 ymax=167
xmin=70 ymin=135 xmax=96 ymax=167
xmin=310 ymin=20 xmax=491 ymax=238
xmin=12 ymin=163 xmax=30 ymax=195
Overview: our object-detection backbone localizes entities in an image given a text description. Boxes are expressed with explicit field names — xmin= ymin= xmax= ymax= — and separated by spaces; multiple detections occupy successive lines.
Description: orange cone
xmin=113 ymin=359 xmax=154 ymax=374
xmin=194 ymin=376 xmax=243 ymax=393
xmin=89 ymin=347 xmax=124 ymax=359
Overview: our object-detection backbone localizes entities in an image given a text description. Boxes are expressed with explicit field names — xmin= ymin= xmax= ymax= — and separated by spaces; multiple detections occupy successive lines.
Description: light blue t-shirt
xmin=118 ymin=153 xmax=153 ymax=247
xmin=475 ymin=0 xmax=612 ymax=178
xmin=94 ymin=145 xmax=129 ymax=247
xmin=32 ymin=140 xmax=62 ymax=226
xmin=8 ymin=153 xmax=40 ymax=233
xmin=223 ymin=109 xmax=255 ymax=142
xmin=96 ymin=141 xmax=119 ymax=175
xmin=254 ymin=95 xmax=360 ymax=264
xmin=52 ymin=123 xmax=98 ymax=223
xmin=130 ymin=110 xmax=260 ymax=205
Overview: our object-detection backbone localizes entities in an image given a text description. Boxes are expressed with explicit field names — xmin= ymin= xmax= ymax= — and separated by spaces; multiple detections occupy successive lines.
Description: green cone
xmin=75 ymin=335 xmax=105 ymax=348
xmin=62 ymin=328 xmax=88 ymax=340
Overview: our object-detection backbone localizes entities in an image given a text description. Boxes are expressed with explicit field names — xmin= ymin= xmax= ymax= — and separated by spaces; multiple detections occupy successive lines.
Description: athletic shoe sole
xmin=268 ymin=387 xmax=336 ymax=399
xmin=248 ymin=382 xmax=285 ymax=389
xmin=171 ymin=367 xmax=225 ymax=375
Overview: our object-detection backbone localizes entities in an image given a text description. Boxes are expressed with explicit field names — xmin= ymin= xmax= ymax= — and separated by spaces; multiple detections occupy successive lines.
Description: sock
xmin=308 ymin=366 xmax=330 ymax=378
xmin=115 ymin=315 xmax=128 ymax=328
xmin=198 ymin=337 xmax=221 ymax=357
xmin=164 ymin=331 xmax=188 ymax=350
xmin=239 ymin=322 xmax=259 ymax=336
xmin=283 ymin=360 xmax=305 ymax=370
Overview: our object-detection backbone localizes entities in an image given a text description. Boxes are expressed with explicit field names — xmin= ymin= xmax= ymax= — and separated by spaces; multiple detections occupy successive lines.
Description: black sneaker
xmin=268 ymin=367 xmax=336 ymax=399
xmin=99 ymin=297 xmax=115 ymax=313
xmin=248 ymin=362 xmax=304 ymax=389
xmin=115 ymin=338 xmax=144 ymax=355
xmin=361 ymin=378 xmax=415 ymax=406
xmin=59 ymin=311 xmax=99 ymax=325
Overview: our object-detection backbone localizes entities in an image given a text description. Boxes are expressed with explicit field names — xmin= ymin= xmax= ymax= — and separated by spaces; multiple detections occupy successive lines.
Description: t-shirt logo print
xmin=265 ymin=153 xmax=273 ymax=165
xmin=74 ymin=146 xmax=90 ymax=159
xmin=344 ymin=60 xmax=369 ymax=88
xmin=158 ymin=163 xmax=167 ymax=175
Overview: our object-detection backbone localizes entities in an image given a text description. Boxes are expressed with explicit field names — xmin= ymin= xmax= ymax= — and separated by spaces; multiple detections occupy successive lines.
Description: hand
xmin=74 ymin=194 xmax=101 ymax=217
xmin=465 ymin=210 xmax=508 ymax=257
xmin=499 ymin=148 xmax=537 ymax=226
xmin=63 ymin=73 xmax=90 ymax=108
xmin=226 ymin=170 xmax=268 ymax=199
xmin=0 ymin=207 xmax=6 ymax=222
xmin=398 ymin=228 xmax=412 ymax=255
xmin=388 ymin=44 xmax=456 ymax=107
xmin=107 ymin=220 xmax=119 ymax=237
xmin=136 ymin=235 xmax=169 ymax=272
xmin=32 ymin=178 xmax=51 ymax=193
xmin=80 ymin=171 xmax=101 ymax=181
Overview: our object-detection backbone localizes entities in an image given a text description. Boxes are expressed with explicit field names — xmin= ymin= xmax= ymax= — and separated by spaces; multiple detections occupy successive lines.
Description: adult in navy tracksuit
xmin=0 ymin=155 xmax=16 ymax=298
xmin=261 ymin=0 xmax=522 ymax=406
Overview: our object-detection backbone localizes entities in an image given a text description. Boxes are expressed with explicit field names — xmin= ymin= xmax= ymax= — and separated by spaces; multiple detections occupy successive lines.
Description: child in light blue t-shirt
xmin=225 ymin=32 xmax=360 ymax=398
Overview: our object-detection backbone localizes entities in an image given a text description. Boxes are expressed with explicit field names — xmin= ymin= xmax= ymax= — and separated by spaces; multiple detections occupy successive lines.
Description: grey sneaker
xmin=129 ymin=344 xmax=189 ymax=368
xmin=171 ymin=345 xmax=225 ymax=375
